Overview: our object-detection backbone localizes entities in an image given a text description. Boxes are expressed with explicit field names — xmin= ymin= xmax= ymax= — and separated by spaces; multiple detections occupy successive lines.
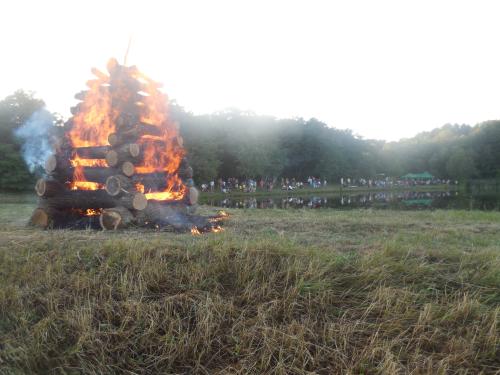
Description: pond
xmin=201 ymin=190 xmax=500 ymax=211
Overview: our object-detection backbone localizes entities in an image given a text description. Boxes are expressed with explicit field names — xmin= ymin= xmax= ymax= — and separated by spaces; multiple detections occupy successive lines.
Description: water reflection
xmin=201 ymin=191 xmax=500 ymax=211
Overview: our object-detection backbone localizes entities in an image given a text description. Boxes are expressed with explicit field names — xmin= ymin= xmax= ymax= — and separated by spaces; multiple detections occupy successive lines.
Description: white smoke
xmin=14 ymin=108 xmax=55 ymax=173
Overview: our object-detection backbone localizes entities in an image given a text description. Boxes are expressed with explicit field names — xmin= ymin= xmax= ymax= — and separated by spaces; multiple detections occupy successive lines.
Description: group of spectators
xmin=199 ymin=175 xmax=456 ymax=194
xmin=340 ymin=177 xmax=458 ymax=188
xmin=282 ymin=177 xmax=327 ymax=190
xmin=201 ymin=178 xmax=260 ymax=193
xmin=200 ymin=176 xmax=328 ymax=193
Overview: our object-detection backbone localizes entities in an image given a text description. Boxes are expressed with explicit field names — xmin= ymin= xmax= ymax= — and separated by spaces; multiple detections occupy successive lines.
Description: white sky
xmin=1 ymin=0 xmax=500 ymax=141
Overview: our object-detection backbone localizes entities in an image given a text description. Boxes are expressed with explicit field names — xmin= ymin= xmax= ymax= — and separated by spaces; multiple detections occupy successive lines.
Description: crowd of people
xmin=200 ymin=176 xmax=328 ymax=193
xmin=340 ymin=177 xmax=458 ymax=188
xmin=199 ymin=175 xmax=456 ymax=194
xmin=200 ymin=178 xmax=260 ymax=193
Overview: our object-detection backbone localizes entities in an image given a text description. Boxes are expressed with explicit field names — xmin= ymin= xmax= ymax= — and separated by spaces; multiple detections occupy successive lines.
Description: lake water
xmin=201 ymin=190 xmax=500 ymax=211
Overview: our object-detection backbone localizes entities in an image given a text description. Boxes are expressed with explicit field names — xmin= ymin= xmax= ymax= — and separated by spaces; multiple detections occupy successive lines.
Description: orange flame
xmin=65 ymin=58 xmax=186 ymax=200
xmin=85 ymin=208 xmax=101 ymax=216
xmin=69 ymin=70 xmax=113 ymax=148
xmin=210 ymin=226 xmax=224 ymax=233
xmin=69 ymin=166 xmax=103 ymax=190
xmin=191 ymin=227 xmax=201 ymax=235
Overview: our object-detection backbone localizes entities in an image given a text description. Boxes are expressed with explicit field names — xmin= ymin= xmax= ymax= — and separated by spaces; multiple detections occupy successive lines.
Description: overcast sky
xmin=1 ymin=0 xmax=500 ymax=141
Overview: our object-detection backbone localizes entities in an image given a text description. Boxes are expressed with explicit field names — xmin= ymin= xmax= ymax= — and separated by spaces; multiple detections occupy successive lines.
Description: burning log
xmin=29 ymin=207 xmax=71 ymax=228
xmin=107 ymin=123 xmax=163 ymax=146
xmin=47 ymin=166 xmax=117 ymax=184
xmin=105 ymin=175 xmax=135 ymax=196
xmin=99 ymin=206 xmax=134 ymax=230
xmin=74 ymin=146 xmax=111 ymax=159
xmin=91 ymin=67 xmax=109 ymax=81
xmin=30 ymin=207 xmax=101 ymax=229
xmin=70 ymin=103 xmax=83 ymax=115
xmin=39 ymin=189 xmax=118 ymax=210
xmin=74 ymin=91 xmax=87 ymax=101
xmin=121 ymin=161 xmax=136 ymax=177
xmin=45 ymin=154 xmax=70 ymax=174
xmin=106 ymin=173 xmax=182 ymax=193
xmin=119 ymin=192 xmax=148 ymax=211
xmin=115 ymin=161 xmax=184 ymax=180
xmin=116 ymin=114 xmax=140 ymax=129
xmin=39 ymin=189 xmax=147 ymax=211
xmin=105 ymin=143 xmax=140 ymax=167
xmin=35 ymin=178 xmax=65 ymax=198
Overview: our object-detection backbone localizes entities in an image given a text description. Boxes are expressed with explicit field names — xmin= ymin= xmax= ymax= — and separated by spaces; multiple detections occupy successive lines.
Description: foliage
xmin=1 ymin=91 xmax=500 ymax=190
xmin=174 ymin=103 xmax=500 ymax=183
xmin=0 ymin=143 xmax=35 ymax=190
xmin=0 ymin=90 xmax=45 ymax=191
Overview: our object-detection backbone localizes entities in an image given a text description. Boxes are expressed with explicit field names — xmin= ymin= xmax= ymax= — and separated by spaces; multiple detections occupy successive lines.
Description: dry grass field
xmin=0 ymin=198 xmax=499 ymax=374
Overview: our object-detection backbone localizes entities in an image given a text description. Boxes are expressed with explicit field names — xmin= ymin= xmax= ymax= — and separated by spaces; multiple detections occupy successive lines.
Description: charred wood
xmin=35 ymin=178 xmax=65 ymax=198
xmin=74 ymin=145 xmax=110 ymax=159
xmin=108 ymin=123 xmax=163 ymax=146
xmin=47 ymin=166 xmax=118 ymax=184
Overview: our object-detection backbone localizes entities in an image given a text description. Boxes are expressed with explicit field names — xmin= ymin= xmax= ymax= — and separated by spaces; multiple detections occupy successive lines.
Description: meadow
xmin=0 ymin=199 xmax=499 ymax=374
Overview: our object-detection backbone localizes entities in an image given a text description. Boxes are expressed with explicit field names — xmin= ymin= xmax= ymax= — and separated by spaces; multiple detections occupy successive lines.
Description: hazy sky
xmin=1 ymin=0 xmax=500 ymax=141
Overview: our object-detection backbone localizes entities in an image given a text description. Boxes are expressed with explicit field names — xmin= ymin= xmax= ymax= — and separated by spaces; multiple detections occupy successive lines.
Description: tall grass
xmin=0 ymin=207 xmax=499 ymax=374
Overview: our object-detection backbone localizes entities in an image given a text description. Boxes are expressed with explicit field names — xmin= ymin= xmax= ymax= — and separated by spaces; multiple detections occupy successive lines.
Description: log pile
xmin=29 ymin=58 xmax=217 ymax=232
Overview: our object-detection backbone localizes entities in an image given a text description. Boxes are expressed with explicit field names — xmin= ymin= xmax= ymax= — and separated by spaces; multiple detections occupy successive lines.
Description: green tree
xmin=446 ymin=148 xmax=477 ymax=181
xmin=0 ymin=90 xmax=45 ymax=191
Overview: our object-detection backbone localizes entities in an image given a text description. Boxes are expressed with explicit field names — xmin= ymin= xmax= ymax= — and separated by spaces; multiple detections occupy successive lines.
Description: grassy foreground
xmin=0 ymin=203 xmax=499 ymax=374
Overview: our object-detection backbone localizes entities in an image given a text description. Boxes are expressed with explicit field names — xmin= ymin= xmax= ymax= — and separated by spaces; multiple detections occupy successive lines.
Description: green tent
xmin=401 ymin=172 xmax=434 ymax=180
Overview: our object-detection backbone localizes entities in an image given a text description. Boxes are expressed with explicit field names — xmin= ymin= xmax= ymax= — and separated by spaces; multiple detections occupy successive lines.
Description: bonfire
xmin=30 ymin=58 xmax=225 ymax=233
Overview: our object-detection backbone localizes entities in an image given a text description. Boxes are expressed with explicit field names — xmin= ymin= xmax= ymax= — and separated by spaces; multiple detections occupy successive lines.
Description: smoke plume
xmin=14 ymin=108 xmax=55 ymax=173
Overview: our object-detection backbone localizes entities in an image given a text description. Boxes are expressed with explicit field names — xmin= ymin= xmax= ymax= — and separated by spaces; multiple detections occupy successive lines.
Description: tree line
xmin=1 ymin=90 xmax=499 ymax=191
xmin=174 ymin=103 xmax=500 ymax=184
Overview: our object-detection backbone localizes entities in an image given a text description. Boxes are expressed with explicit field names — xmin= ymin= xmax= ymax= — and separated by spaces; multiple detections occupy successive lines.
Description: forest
xmin=1 ymin=90 xmax=499 ymax=191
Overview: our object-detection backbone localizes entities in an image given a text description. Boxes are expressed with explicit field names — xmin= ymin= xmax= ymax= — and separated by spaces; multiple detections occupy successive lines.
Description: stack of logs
xmin=29 ymin=59 xmax=198 ymax=230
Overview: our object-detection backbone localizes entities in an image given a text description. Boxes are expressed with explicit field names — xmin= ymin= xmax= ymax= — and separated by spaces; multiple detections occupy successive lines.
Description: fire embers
xmin=29 ymin=58 xmax=217 ymax=234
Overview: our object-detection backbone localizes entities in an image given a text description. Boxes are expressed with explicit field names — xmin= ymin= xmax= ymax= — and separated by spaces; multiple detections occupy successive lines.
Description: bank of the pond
xmin=0 ymin=205 xmax=498 ymax=374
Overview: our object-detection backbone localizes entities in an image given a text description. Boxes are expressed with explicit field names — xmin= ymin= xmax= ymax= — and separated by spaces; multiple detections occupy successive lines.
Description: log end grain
xmin=108 ymin=133 xmax=119 ymax=147
xmin=45 ymin=155 xmax=57 ymax=173
xmin=122 ymin=161 xmax=135 ymax=177
xmin=100 ymin=206 xmax=134 ymax=230
xmin=35 ymin=179 xmax=47 ymax=197
xmin=132 ymin=193 xmax=148 ymax=211
xmin=29 ymin=208 xmax=50 ymax=228
xmin=106 ymin=150 xmax=119 ymax=167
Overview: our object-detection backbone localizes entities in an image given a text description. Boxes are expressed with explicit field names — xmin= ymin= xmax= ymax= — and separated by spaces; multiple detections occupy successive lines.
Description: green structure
xmin=401 ymin=172 xmax=434 ymax=180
